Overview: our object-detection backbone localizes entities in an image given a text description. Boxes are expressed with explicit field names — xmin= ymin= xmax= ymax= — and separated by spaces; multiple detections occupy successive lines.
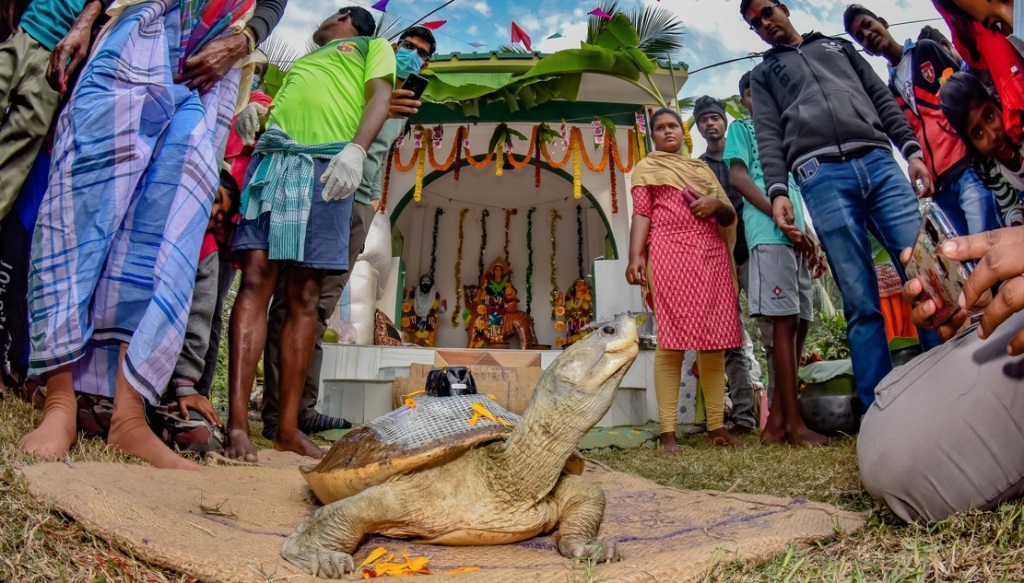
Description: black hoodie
xmin=749 ymin=32 xmax=922 ymax=201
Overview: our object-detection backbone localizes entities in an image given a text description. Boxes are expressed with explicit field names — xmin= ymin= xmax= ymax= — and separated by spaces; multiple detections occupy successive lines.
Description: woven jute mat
xmin=23 ymin=450 xmax=864 ymax=582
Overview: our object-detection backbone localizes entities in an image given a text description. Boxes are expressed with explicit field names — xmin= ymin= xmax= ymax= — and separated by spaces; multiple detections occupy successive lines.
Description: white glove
xmin=320 ymin=143 xmax=367 ymax=201
xmin=234 ymin=103 xmax=268 ymax=146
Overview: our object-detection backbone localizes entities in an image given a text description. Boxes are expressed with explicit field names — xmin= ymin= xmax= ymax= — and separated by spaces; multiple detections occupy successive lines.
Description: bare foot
xmin=225 ymin=427 xmax=259 ymax=462
xmin=108 ymin=409 xmax=201 ymax=470
xmin=22 ymin=384 xmax=77 ymax=460
xmin=658 ymin=431 xmax=681 ymax=455
xmin=275 ymin=429 xmax=325 ymax=459
xmin=759 ymin=427 xmax=787 ymax=444
xmin=786 ymin=425 xmax=830 ymax=447
xmin=706 ymin=427 xmax=744 ymax=447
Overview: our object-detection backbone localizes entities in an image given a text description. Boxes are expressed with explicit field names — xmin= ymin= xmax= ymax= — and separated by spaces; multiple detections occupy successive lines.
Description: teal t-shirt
xmin=723 ymin=118 xmax=807 ymax=249
xmin=20 ymin=0 xmax=87 ymax=51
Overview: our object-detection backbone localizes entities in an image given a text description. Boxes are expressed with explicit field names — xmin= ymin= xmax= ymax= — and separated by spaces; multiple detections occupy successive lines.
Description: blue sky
xmin=271 ymin=0 xmax=945 ymax=153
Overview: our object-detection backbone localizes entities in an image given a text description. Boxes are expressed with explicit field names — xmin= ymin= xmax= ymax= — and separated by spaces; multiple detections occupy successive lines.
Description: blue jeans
xmin=796 ymin=149 xmax=922 ymax=408
xmin=932 ymin=166 xmax=1001 ymax=236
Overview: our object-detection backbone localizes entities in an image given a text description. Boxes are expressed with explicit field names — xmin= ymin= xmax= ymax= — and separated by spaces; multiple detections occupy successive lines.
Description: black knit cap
xmin=693 ymin=95 xmax=726 ymax=122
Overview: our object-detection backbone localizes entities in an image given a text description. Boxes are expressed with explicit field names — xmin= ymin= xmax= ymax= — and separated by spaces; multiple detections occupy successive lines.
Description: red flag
xmin=511 ymin=21 xmax=532 ymax=51
xmin=421 ymin=20 xmax=446 ymax=30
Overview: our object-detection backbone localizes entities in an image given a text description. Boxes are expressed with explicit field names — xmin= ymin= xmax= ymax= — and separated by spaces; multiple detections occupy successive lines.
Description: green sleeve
xmin=365 ymin=37 xmax=396 ymax=88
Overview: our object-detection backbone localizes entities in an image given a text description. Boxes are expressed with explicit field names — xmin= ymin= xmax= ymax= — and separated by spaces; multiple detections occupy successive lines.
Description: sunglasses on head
xmin=748 ymin=3 xmax=780 ymax=31
xmin=398 ymin=39 xmax=431 ymax=61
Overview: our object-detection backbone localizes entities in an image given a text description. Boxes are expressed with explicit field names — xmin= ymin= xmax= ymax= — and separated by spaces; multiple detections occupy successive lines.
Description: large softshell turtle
xmin=281 ymin=313 xmax=639 ymax=578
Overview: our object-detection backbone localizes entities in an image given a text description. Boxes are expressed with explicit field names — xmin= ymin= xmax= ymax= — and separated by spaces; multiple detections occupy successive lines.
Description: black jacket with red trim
xmin=890 ymin=40 xmax=969 ymax=185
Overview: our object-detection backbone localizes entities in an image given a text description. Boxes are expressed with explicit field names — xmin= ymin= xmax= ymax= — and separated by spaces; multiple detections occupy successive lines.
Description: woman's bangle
xmin=242 ymin=27 xmax=258 ymax=54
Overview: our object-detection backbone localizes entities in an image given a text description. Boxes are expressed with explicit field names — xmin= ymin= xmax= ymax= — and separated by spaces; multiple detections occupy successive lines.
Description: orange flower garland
xmin=427 ymin=126 xmax=464 ymax=172
xmin=504 ymin=126 xmax=537 ymax=169
xmin=394 ymin=143 xmax=421 ymax=172
xmin=413 ymin=145 xmax=426 ymax=202
xmin=609 ymin=161 xmax=618 ymax=214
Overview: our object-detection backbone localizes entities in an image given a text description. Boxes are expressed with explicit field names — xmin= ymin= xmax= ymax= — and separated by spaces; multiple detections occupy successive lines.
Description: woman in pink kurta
xmin=626 ymin=108 xmax=743 ymax=453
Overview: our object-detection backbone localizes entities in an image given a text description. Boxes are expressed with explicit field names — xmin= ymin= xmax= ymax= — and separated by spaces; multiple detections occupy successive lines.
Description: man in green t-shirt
xmin=724 ymin=71 xmax=828 ymax=447
xmin=226 ymin=6 xmax=394 ymax=462
xmin=258 ymin=25 xmax=437 ymax=442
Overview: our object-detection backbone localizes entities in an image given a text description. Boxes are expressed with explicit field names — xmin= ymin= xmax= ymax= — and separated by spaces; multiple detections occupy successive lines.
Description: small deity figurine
xmin=465 ymin=257 xmax=542 ymax=349
xmin=555 ymin=278 xmax=594 ymax=348
xmin=400 ymin=274 xmax=447 ymax=347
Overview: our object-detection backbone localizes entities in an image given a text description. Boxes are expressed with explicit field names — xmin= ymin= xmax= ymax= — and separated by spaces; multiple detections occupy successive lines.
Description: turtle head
xmin=552 ymin=313 xmax=639 ymax=397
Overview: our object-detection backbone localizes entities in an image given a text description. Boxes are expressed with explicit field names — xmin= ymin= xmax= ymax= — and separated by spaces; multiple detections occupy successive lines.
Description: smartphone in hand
xmin=402 ymin=73 xmax=429 ymax=100
xmin=904 ymin=202 xmax=974 ymax=325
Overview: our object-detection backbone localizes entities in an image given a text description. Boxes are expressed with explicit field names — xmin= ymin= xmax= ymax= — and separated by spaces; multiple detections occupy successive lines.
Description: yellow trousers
xmin=654 ymin=347 xmax=726 ymax=434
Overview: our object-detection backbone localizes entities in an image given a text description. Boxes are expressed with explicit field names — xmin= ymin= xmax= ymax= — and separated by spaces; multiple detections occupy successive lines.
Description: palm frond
xmin=496 ymin=43 xmax=530 ymax=53
xmin=258 ymin=33 xmax=302 ymax=72
xmin=376 ymin=10 xmax=408 ymax=41
xmin=586 ymin=0 xmax=622 ymax=45
xmin=629 ymin=3 xmax=685 ymax=60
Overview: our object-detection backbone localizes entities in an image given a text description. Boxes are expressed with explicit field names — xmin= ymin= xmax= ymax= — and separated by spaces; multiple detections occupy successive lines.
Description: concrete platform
xmin=317 ymin=344 xmax=700 ymax=428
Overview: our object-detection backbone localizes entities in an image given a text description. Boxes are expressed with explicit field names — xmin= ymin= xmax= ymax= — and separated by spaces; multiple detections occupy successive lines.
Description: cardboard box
xmin=392 ymin=349 xmax=544 ymax=414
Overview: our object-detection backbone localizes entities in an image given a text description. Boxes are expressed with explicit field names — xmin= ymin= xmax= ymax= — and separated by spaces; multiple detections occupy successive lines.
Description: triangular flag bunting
xmin=511 ymin=21 xmax=532 ymax=51
xmin=371 ymin=0 xmax=389 ymax=11
xmin=547 ymin=33 xmax=563 ymax=39
xmin=588 ymin=7 xmax=612 ymax=18
xmin=422 ymin=20 xmax=446 ymax=30
xmin=469 ymin=42 xmax=486 ymax=48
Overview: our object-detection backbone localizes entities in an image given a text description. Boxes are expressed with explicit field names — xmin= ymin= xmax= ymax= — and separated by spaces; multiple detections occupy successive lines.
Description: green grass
xmin=3 ymin=395 xmax=1024 ymax=582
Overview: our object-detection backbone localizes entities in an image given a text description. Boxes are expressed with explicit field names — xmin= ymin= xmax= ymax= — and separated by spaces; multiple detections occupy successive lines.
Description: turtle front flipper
xmin=551 ymin=475 xmax=623 ymax=563
xmin=281 ymin=485 xmax=395 ymax=578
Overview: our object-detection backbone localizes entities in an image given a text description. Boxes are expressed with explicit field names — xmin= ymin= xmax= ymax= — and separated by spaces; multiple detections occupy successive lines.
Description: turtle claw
xmin=280 ymin=529 xmax=355 ymax=578
xmin=558 ymin=539 xmax=623 ymax=563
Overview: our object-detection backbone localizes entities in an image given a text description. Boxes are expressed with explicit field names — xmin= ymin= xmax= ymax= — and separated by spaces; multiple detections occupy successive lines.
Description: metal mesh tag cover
xmin=367 ymin=394 xmax=521 ymax=451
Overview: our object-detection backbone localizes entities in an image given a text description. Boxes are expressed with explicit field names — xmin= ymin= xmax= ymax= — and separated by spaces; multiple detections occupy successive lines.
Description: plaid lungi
xmin=28 ymin=0 xmax=242 ymax=404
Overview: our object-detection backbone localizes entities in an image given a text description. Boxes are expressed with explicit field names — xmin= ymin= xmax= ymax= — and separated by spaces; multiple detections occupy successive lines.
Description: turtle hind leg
xmin=551 ymin=475 xmax=623 ymax=563
xmin=281 ymin=485 xmax=396 ymax=578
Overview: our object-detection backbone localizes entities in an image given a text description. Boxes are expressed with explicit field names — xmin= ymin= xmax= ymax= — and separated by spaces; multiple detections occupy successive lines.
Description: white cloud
xmin=470 ymin=0 xmax=491 ymax=17
xmin=467 ymin=24 xmax=479 ymax=36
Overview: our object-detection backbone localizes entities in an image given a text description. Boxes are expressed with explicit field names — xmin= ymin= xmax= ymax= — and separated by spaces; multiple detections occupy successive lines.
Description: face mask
xmin=251 ymin=76 xmax=261 ymax=91
xmin=395 ymin=47 xmax=424 ymax=80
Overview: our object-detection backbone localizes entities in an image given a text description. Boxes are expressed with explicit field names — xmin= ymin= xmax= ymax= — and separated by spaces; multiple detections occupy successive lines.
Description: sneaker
xmin=262 ymin=413 xmax=352 ymax=440
xmin=148 ymin=404 xmax=225 ymax=456
xmin=299 ymin=412 xmax=352 ymax=434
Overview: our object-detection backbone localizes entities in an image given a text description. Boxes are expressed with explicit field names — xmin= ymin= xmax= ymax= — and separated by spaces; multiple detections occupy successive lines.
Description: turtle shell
xmin=303 ymin=394 xmax=520 ymax=504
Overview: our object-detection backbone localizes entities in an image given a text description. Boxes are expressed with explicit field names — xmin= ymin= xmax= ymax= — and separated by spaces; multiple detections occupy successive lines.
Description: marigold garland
xmin=504 ymin=126 xmax=537 ymax=169
xmin=533 ymin=139 xmax=542 ymax=188
xmin=549 ymin=209 xmax=561 ymax=311
xmin=540 ymin=134 xmax=573 ymax=168
xmin=451 ymin=208 xmax=468 ymax=327
xmin=682 ymin=120 xmax=694 ymax=156
xmin=609 ymin=161 xmax=618 ymax=214
xmin=571 ymin=140 xmax=582 ymax=200
xmin=576 ymin=204 xmax=584 ymax=279
xmin=427 ymin=126 xmax=464 ymax=171
xmin=503 ymin=209 xmax=517 ymax=261
xmin=381 ymin=146 xmax=394 ymax=211
xmin=462 ymin=148 xmax=495 ymax=169
xmin=610 ymin=131 xmax=635 ymax=173
xmin=577 ymin=129 xmax=610 ymax=173
xmin=635 ymin=124 xmax=647 ymax=159
xmin=413 ymin=145 xmax=426 ymax=202
xmin=525 ymin=207 xmax=536 ymax=315
xmin=478 ymin=209 xmax=489 ymax=283
xmin=495 ymin=148 xmax=504 ymax=177
xmin=394 ymin=143 xmax=420 ymax=172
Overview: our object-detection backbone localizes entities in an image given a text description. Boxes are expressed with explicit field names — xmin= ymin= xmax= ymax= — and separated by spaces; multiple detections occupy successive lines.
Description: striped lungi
xmin=28 ymin=0 xmax=243 ymax=404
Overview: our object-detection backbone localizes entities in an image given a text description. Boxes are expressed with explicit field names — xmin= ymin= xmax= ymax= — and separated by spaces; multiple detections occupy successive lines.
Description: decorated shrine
xmin=374 ymin=33 xmax=689 ymax=351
